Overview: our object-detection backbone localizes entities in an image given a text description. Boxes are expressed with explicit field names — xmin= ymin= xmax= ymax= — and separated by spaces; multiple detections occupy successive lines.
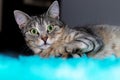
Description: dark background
xmin=61 ymin=0 xmax=120 ymax=26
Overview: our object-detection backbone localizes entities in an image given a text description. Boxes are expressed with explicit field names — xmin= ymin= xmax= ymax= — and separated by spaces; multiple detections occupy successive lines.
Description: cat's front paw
xmin=40 ymin=48 xmax=53 ymax=58
xmin=65 ymin=42 xmax=89 ymax=55
xmin=39 ymin=46 xmax=70 ymax=58
xmin=50 ymin=46 xmax=68 ymax=58
xmin=65 ymin=46 xmax=81 ymax=54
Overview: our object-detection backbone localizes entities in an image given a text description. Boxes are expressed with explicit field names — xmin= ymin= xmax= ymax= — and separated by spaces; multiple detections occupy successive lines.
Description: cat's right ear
xmin=46 ymin=1 xmax=60 ymax=19
xmin=14 ymin=10 xmax=31 ymax=29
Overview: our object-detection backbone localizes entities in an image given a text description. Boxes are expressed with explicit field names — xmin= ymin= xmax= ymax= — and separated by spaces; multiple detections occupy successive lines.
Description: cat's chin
xmin=40 ymin=45 xmax=50 ymax=50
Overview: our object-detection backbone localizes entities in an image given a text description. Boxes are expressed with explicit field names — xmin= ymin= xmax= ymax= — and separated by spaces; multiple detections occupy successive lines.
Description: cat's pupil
xmin=30 ymin=29 xmax=38 ymax=34
xmin=48 ymin=25 xmax=53 ymax=31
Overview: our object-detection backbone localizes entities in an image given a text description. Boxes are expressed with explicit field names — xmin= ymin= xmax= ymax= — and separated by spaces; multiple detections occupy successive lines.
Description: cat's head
xmin=14 ymin=1 xmax=65 ymax=53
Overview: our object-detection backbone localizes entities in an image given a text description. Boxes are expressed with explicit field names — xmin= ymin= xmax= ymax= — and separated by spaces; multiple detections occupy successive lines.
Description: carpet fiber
xmin=0 ymin=53 xmax=120 ymax=80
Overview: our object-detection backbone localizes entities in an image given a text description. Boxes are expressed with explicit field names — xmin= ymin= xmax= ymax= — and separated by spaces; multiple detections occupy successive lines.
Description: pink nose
xmin=41 ymin=35 xmax=48 ymax=42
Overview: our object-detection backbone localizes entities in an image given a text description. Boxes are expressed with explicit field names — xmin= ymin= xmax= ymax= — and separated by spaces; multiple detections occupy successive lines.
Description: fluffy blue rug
xmin=0 ymin=53 xmax=120 ymax=80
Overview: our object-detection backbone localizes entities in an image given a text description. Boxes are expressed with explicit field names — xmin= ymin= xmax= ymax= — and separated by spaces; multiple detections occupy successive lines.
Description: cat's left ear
xmin=46 ymin=1 xmax=60 ymax=19
xmin=14 ymin=10 xmax=31 ymax=29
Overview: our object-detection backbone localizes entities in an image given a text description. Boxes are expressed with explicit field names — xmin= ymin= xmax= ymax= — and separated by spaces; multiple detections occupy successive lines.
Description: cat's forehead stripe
xmin=34 ymin=16 xmax=48 ymax=31
xmin=43 ymin=20 xmax=49 ymax=30
xmin=35 ymin=22 xmax=41 ymax=33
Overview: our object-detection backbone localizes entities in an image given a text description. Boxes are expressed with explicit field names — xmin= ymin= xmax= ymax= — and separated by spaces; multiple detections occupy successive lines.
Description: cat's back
xmin=73 ymin=24 xmax=120 ymax=44
xmin=92 ymin=24 xmax=120 ymax=33
xmin=74 ymin=24 xmax=120 ymax=37
xmin=91 ymin=24 xmax=120 ymax=39
xmin=72 ymin=24 xmax=120 ymax=57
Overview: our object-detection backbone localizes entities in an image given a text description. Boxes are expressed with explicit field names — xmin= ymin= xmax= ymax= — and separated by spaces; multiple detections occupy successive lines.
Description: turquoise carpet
xmin=0 ymin=53 xmax=119 ymax=80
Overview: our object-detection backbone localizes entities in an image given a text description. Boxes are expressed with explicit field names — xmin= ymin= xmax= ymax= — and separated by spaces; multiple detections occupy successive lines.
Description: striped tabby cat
xmin=14 ymin=1 xmax=120 ymax=58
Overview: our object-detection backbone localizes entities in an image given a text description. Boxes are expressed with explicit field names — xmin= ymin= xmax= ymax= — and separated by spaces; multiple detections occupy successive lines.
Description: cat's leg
xmin=93 ymin=43 xmax=120 ymax=58
xmin=39 ymin=40 xmax=69 ymax=58
xmin=40 ymin=46 xmax=69 ymax=58
xmin=89 ymin=49 xmax=113 ymax=58
xmin=64 ymin=40 xmax=95 ymax=57
xmin=88 ymin=45 xmax=115 ymax=58
xmin=112 ymin=44 xmax=120 ymax=58
xmin=51 ymin=46 xmax=69 ymax=58
xmin=64 ymin=35 xmax=104 ymax=57
xmin=40 ymin=47 xmax=53 ymax=58
xmin=40 ymin=47 xmax=68 ymax=58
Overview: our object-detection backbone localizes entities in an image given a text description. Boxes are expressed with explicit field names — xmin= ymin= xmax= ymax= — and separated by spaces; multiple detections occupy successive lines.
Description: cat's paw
xmin=65 ymin=46 xmax=81 ymax=54
xmin=40 ymin=48 xmax=53 ymax=58
xmin=65 ymin=42 xmax=89 ymax=54
xmin=39 ymin=46 xmax=70 ymax=58
xmin=49 ymin=46 xmax=69 ymax=58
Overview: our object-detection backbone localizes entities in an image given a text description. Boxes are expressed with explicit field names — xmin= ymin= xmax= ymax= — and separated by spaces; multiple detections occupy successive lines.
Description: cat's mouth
xmin=40 ymin=43 xmax=51 ymax=49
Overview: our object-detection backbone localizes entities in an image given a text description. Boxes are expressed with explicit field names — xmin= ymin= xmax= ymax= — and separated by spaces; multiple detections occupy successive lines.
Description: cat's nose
xmin=41 ymin=35 xmax=48 ymax=42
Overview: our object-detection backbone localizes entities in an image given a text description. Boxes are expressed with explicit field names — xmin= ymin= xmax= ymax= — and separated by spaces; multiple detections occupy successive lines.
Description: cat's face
xmin=14 ymin=1 xmax=64 ymax=52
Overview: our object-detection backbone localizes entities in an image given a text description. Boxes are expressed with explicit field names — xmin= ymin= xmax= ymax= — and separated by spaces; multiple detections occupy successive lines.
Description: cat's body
xmin=74 ymin=24 xmax=120 ymax=58
xmin=14 ymin=1 xmax=120 ymax=58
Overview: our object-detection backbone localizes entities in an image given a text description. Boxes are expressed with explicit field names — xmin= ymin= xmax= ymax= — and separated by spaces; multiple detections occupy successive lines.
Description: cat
xmin=14 ymin=1 xmax=120 ymax=58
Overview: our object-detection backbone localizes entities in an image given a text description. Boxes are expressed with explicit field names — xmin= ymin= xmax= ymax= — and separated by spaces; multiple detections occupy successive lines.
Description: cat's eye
xmin=47 ymin=25 xmax=54 ymax=32
xmin=30 ymin=28 xmax=39 ymax=35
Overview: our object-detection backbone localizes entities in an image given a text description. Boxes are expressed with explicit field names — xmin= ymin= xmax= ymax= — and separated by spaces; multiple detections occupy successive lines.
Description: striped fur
xmin=14 ymin=1 xmax=120 ymax=58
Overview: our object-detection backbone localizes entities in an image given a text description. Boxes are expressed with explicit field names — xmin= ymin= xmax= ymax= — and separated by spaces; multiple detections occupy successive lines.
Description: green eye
xmin=30 ymin=28 xmax=38 ymax=35
xmin=47 ymin=25 xmax=54 ymax=32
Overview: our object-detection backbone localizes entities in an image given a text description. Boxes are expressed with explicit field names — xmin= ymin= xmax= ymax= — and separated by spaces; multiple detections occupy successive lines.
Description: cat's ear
xmin=46 ymin=1 xmax=59 ymax=19
xmin=14 ymin=10 xmax=31 ymax=29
